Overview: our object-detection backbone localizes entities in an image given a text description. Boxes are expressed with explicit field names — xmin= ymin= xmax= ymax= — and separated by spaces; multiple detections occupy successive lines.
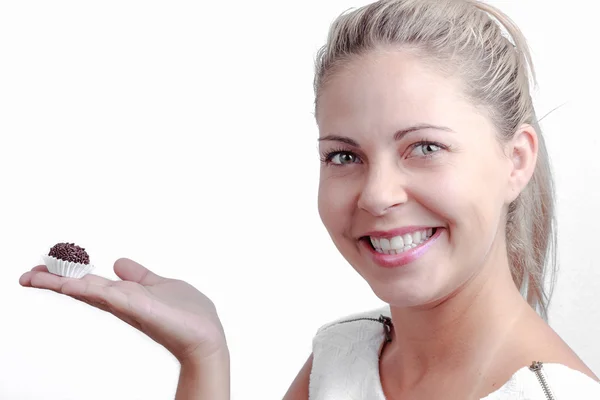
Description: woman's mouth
xmin=359 ymin=227 xmax=442 ymax=268
xmin=367 ymin=228 xmax=437 ymax=255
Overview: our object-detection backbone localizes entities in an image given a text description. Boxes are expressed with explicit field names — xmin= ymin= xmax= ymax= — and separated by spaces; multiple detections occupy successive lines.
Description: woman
xmin=20 ymin=0 xmax=600 ymax=399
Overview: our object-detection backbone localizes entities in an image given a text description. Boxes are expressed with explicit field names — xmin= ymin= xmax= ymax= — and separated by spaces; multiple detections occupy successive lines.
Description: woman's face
xmin=316 ymin=49 xmax=529 ymax=307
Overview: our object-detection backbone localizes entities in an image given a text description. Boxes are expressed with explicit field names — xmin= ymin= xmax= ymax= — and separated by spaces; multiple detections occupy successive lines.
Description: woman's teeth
xmin=369 ymin=228 xmax=434 ymax=255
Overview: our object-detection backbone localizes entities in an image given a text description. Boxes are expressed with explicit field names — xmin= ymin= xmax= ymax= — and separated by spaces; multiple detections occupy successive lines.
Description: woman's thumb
xmin=113 ymin=258 xmax=164 ymax=285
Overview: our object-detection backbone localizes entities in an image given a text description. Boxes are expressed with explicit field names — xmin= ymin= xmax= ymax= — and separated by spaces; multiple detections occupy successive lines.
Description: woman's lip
xmin=360 ymin=226 xmax=440 ymax=239
xmin=361 ymin=227 xmax=443 ymax=268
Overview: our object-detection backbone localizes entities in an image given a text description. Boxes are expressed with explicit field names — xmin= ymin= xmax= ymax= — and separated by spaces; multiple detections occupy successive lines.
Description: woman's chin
xmin=365 ymin=276 xmax=455 ymax=309
xmin=368 ymin=282 xmax=432 ymax=308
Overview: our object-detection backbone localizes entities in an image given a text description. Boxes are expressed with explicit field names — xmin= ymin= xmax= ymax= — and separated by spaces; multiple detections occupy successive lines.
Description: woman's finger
xmin=19 ymin=265 xmax=49 ymax=286
xmin=113 ymin=258 xmax=165 ymax=286
xmin=19 ymin=270 xmax=53 ymax=287
xmin=21 ymin=270 xmax=112 ymax=291
xmin=27 ymin=272 xmax=76 ymax=292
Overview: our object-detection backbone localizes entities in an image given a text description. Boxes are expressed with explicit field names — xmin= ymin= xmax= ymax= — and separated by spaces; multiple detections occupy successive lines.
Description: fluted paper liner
xmin=41 ymin=254 xmax=95 ymax=278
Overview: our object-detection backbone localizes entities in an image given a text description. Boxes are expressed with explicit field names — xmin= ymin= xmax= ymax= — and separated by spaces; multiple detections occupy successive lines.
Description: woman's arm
xmin=282 ymin=354 xmax=313 ymax=400
xmin=176 ymin=347 xmax=230 ymax=400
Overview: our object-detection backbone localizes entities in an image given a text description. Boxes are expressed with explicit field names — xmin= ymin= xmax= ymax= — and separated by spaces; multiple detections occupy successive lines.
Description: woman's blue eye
xmin=330 ymin=152 xmax=359 ymax=165
xmin=411 ymin=143 xmax=441 ymax=157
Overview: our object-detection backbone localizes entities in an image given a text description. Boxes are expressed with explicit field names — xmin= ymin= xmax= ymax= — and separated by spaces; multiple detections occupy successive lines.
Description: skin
xmin=284 ymin=48 xmax=596 ymax=399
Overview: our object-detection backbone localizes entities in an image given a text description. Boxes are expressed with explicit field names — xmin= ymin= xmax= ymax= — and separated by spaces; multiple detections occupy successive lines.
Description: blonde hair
xmin=314 ymin=0 xmax=557 ymax=320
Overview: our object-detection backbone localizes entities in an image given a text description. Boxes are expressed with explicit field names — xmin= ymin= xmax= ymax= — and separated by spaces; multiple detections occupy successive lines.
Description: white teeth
xmin=413 ymin=231 xmax=421 ymax=243
xmin=380 ymin=238 xmax=391 ymax=251
xmin=390 ymin=235 xmax=404 ymax=249
xmin=369 ymin=228 xmax=435 ymax=255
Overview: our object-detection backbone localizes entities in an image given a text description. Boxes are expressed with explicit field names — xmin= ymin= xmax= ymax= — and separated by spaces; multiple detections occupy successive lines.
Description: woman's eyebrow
xmin=318 ymin=124 xmax=454 ymax=148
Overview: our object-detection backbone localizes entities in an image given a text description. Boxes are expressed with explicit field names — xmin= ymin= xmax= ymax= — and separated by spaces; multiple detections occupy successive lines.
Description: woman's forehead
xmin=315 ymin=51 xmax=468 ymax=128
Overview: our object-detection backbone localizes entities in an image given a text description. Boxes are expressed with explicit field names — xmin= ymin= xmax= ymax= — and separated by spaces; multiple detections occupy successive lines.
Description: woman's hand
xmin=19 ymin=258 xmax=227 ymax=365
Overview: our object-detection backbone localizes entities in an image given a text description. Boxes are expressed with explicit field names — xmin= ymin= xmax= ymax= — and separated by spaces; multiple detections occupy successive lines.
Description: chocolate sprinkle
xmin=49 ymin=242 xmax=90 ymax=265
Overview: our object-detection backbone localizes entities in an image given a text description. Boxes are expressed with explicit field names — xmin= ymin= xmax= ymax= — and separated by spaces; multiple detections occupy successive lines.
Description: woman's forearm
xmin=175 ymin=348 xmax=230 ymax=400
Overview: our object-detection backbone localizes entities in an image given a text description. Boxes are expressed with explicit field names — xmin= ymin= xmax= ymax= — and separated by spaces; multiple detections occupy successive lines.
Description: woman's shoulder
xmin=311 ymin=305 xmax=391 ymax=351
xmin=314 ymin=305 xmax=391 ymax=335
xmin=482 ymin=362 xmax=600 ymax=399
xmin=309 ymin=307 xmax=390 ymax=399
xmin=490 ymin=363 xmax=600 ymax=399
xmin=490 ymin=313 xmax=599 ymax=398
xmin=514 ymin=315 xmax=599 ymax=382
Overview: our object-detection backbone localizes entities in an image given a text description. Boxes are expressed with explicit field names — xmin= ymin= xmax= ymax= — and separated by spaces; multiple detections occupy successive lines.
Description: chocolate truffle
xmin=48 ymin=242 xmax=90 ymax=265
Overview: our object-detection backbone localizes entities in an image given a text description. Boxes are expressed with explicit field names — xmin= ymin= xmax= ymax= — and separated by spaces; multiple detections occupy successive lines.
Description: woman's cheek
xmin=320 ymin=175 xmax=357 ymax=223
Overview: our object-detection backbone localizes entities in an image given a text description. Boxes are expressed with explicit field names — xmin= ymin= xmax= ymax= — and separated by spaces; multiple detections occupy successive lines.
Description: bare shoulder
xmin=542 ymin=334 xmax=598 ymax=381
xmin=282 ymin=354 xmax=313 ymax=400
xmin=513 ymin=315 xmax=599 ymax=382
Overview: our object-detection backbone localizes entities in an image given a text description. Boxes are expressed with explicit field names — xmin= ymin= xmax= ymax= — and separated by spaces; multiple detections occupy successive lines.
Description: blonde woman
xmin=20 ymin=0 xmax=600 ymax=399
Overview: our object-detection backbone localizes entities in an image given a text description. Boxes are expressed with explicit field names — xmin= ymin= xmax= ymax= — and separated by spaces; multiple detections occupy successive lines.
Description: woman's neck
xmin=383 ymin=251 xmax=533 ymax=391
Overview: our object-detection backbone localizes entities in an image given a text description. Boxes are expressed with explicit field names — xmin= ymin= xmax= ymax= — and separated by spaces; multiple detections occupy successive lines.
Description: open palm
xmin=19 ymin=258 xmax=226 ymax=364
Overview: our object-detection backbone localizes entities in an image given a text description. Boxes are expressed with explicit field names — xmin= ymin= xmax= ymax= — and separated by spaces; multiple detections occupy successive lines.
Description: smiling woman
xmin=289 ymin=0 xmax=600 ymax=399
xmin=17 ymin=0 xmax=600 ymax=399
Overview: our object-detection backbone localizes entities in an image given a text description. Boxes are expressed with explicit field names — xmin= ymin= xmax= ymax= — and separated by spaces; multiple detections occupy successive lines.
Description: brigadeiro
xmin=42 ymin=242 xmax=95 ymax=278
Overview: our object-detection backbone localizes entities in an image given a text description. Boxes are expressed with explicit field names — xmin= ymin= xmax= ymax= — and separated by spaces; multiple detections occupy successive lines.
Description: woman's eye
xmin=330 ymin=151 xmax=359 ymax=165
xmin=410 ymin=142 xmax=442 ymax=157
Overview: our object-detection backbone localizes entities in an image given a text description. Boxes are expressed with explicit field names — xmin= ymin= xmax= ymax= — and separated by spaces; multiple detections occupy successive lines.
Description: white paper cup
xmin=41 ymin=254 xmax=95 ymax=278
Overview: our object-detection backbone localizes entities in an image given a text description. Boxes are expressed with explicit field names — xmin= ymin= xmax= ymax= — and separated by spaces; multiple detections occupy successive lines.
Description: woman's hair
xmin=314 ymin=0 xmax=557 ymax=320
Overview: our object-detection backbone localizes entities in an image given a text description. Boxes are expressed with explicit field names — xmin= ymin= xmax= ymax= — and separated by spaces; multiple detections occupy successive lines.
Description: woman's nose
xmin=357 ymin=167 xmax=409 ymax=217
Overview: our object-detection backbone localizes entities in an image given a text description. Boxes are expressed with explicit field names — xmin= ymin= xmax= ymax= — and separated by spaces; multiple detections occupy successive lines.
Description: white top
xmin=309 ymin=307 xmax=600 ymax=399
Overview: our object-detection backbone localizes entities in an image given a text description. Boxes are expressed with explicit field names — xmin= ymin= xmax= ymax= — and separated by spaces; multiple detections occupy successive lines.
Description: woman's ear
xmin=505 ymin=123 xmax=538 ymax=203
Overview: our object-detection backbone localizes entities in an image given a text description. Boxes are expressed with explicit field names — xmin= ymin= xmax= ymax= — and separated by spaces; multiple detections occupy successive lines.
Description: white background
xmin=0 ymin=1 xmax=598 ymax=399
